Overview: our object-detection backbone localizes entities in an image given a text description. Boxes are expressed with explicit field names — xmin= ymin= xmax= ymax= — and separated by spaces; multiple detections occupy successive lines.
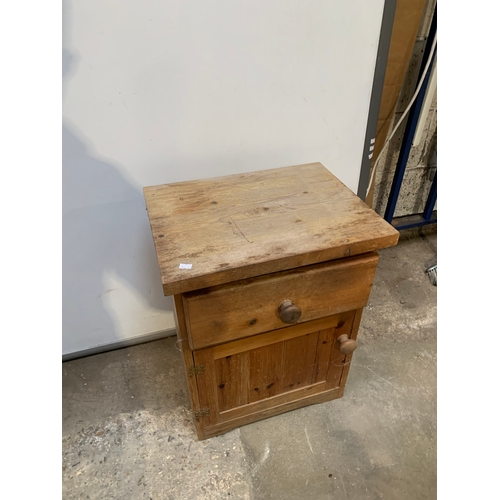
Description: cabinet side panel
xmin=173 ymin=294 xmax=204 ymax=437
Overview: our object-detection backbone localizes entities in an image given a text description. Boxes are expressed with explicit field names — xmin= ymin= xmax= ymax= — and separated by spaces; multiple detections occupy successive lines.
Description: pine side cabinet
xmin=144 ymin=163 xmax=399 ymax=440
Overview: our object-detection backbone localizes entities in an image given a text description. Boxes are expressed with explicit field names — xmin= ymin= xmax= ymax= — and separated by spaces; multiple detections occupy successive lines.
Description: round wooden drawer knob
xmin=278 ymin=300 xmax=302 ymax=324
xmin=338 ymin=334 xmax=357 ymax=355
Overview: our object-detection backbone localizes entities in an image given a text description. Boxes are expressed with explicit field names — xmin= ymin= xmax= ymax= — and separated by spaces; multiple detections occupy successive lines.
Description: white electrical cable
xmin=366 ymin=33 xmax=437 ymax=198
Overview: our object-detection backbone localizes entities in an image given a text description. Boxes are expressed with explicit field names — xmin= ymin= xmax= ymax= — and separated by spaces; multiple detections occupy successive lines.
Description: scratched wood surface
xmin=144 ymin=162 xmax=399 ymax=295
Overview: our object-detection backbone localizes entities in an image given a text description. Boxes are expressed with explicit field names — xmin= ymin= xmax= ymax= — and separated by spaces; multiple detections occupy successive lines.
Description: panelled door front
xmin=192 ymin=310 xmax=358 ymax=429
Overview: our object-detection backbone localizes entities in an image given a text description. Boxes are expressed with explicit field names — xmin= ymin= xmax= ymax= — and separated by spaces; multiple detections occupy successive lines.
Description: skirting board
xmin=62 ymin=328 xmax=177 ymax=362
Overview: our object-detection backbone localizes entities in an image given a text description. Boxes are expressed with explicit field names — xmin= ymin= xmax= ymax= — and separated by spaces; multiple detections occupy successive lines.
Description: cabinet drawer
xmin=182 ymin=252 xmax=378 ymax=350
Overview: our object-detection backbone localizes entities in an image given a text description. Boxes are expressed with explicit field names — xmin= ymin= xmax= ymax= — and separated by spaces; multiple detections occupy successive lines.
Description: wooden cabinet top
xmin=144 ymin=162 xmax=399 ymax=295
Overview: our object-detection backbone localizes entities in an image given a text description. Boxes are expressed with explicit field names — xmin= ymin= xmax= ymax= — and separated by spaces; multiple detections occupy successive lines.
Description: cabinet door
xmin=192 ymin=310 xmax=359 ymax=436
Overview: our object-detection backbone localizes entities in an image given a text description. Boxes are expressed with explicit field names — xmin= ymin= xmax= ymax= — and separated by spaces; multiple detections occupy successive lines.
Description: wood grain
xmin=281 ymin=333 xmax=319 ymax=392
xmin=172 ymin=295 xmax=204 ymax=437
xmin=189 ymin=313 xmax=352 ymax=438
xmin=212 ymin=313 xmax=347 ymax=359
xmin=192 ymin=348 xmax=219 ymax=427
xmin=214 ymin=352 xmax=249 ymax=412
xmin=144 ymin=163 xmax=399 ymax=295
xmin=312 ymin=328 xmax=336 ymax=384
xmin=183 ymin=252 xmax=378 ymax=349
xmin=199 ymin=386 xmax=341 ymax=440
xmin=217 ymin=381 xmax=327 ymax=422
xmin=247 ymin=342 xmax=284 ymax=403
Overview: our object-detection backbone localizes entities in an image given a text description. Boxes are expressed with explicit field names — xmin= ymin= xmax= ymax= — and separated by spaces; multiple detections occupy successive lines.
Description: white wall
xmin=62 ymin=0 xmax=384 ymax=356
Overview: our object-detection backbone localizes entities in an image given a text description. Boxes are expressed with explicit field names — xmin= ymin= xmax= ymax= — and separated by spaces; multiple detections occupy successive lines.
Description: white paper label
xmin=179 ymin=263 xmax=192 ymax=269
xmin=370 ymin=138 xmax=376 ymax=145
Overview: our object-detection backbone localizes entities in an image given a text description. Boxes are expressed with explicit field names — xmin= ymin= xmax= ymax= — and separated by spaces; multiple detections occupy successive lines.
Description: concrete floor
xmin=63 ymin=232 xmax=437 ymax=500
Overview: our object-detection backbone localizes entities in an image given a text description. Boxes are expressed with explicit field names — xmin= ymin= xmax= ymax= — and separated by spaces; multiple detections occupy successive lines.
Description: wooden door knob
xmin=338 ymin=334 xmax=357 ymax=355
xmin=278 ymin=300 xmax=302 ymax=324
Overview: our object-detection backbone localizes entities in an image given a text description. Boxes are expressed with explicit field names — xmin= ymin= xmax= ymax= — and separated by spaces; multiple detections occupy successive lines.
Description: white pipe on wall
xmin=413 ymin=57 xmax=437 ymax=147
